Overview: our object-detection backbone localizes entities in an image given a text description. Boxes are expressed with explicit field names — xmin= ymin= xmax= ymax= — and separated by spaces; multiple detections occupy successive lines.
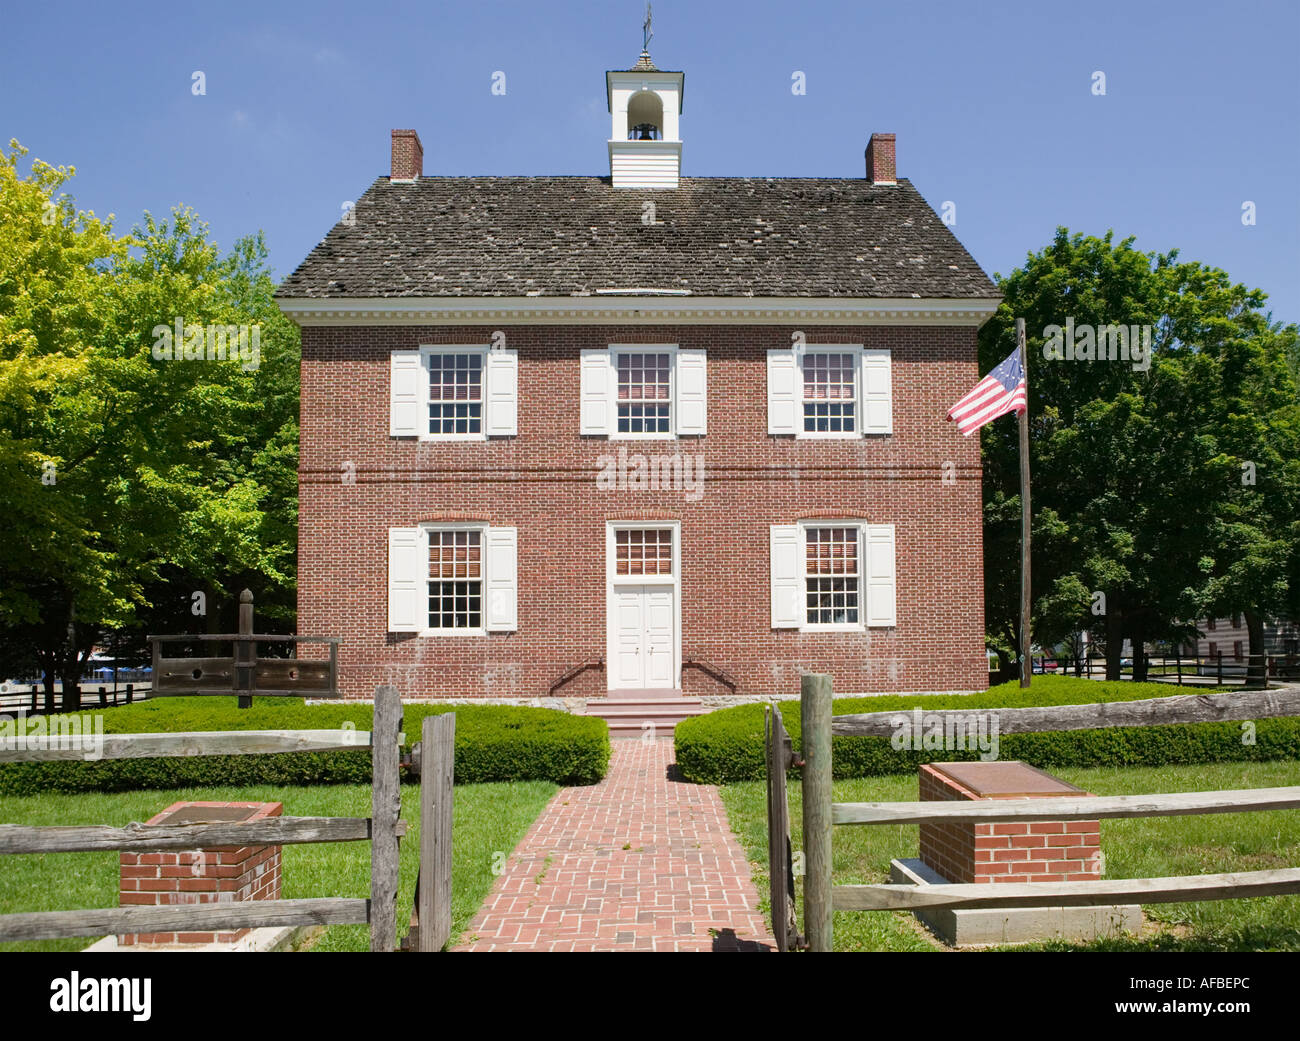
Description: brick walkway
xmin=452 ymin=738 xmax=774 ymax=952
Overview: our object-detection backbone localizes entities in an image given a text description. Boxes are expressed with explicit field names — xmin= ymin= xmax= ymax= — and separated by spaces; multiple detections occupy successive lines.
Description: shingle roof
xmin=277 ymin=176 xmax=999 ymax=300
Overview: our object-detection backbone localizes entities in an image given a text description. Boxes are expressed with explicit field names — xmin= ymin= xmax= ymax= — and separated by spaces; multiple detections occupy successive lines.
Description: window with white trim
xmin=387 ymin=525 xmax=518 ymax=634
xmin=389 ymin=346 xmax=517 ymax=440
xmin=802 ymin=353 xmax=857 ymax=435
xmin=616 ymin=351 xmax=672 ymax=435
xmin=428 ymin=353 xmax=483 ymax=436
xmin=804 ymin=526 xmax=859 ymax=625
xmin=770 ymin=521 xmax=896 ymax=631
xmin=428 ymin=529 xmax=482 ymax=630
xmin=580 ymin=345 xmax=707 ymax=438
xmin=767 ymin=345 xmax=892 ymax=437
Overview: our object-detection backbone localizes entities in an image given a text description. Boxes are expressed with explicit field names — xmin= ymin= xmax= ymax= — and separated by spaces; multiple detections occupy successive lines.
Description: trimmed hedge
xmin=0 ymin=698 xmax=609 ymax=794
xmin=674 ymin=676 xmax=1300 ymax=784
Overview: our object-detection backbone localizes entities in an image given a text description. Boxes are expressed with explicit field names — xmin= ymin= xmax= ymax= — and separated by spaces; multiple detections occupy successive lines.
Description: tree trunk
xmin=1105 ymin=607 xmax=1125 ymax=681
xmin=1130 ymin=618 xmax=1149 ymax=683
xmin=1244 ymin=608 xmax=1267 ymax=689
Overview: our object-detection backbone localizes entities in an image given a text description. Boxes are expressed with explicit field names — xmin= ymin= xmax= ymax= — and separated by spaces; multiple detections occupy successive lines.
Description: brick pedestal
xmin=918 ymin=761 xmax=1100 ymax=883
xmin=119 ymin=801 xmax=283 ymax=947
xmin=892 ymin=761 xmax=1140 ymax=945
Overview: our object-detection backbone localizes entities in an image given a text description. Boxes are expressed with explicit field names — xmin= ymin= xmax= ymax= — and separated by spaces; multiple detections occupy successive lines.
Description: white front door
xmin=611 ymin=585 xmax=675 ymax=689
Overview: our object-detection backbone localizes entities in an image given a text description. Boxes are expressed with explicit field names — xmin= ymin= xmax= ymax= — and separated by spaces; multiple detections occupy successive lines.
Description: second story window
xmin=389 ymin=345 xmax=518 ymax=441
xmin=617 ymin=351 xmax=672 ymax=435
xmin=802 ymin=352 xmax=857 ymax=435
xmin=580 ymin=344 xmax=708 ymax=438
xmin=767 ymin=344 xmax=892 ymax=438
xmin=429 ymin=352 xmax=483 ymax=436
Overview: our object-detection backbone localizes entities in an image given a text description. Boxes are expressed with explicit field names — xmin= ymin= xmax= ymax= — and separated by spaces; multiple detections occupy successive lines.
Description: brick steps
xmin=581 ymin=695 xmax=709 ymax=736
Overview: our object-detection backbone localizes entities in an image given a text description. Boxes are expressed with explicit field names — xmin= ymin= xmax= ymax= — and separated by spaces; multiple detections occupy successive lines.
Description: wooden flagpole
xmin=1017 ymin=317 xmax=1032 ymax=688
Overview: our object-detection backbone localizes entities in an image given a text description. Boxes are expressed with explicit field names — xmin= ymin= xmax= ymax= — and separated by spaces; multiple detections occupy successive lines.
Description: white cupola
xmin=606 ymin=45 xmax=684 ymax=189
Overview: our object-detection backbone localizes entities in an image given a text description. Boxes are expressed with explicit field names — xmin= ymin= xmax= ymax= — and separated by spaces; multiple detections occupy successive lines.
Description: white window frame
xmin=799 ymin=520 xmax=867 ymax=632
xmin=610 ymin=344 xmax=677 ymax=441
xmin=797 ymin=345 xmax=863 ymax=440
xmin=420 ymin=345 xmax=490 ymax=442
xmin=421 ymin=521 xmax=488 ymax=635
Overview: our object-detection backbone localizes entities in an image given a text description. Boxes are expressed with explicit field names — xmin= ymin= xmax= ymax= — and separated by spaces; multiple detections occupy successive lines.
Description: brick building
xmin=277 ymin=46 xmax=1000 ymax=701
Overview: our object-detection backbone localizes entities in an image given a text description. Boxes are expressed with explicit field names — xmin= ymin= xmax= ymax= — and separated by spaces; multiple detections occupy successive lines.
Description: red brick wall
xmin=917 ymin=766 xmax=1100 ymax=884
xmin=296 ymin=323 xmax=987 ymax=698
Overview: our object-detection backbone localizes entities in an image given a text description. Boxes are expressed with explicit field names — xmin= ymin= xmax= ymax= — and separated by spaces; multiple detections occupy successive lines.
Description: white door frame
xmin=605 ymin=521 xmax=681 ymax=690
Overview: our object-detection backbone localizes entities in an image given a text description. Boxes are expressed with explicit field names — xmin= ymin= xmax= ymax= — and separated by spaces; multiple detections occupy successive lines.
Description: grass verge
xmin=719 ymin=759 xmax=1300 ymax=952
xmin=0 ymin=780 xmax=557 ymax=953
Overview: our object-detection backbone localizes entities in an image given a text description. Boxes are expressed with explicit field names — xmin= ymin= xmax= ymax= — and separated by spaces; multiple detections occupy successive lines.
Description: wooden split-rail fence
xmin=768 ymin=674 xmax=1300 ymax=951
xmin=0 ymin=684 xmax=455 ymax=952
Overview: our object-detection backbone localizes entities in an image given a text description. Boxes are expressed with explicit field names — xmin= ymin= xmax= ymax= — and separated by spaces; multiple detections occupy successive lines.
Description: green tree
xmin=980 ymin=229 xmax=1300 ymax=682
xmin=0 ymin=141 xmax=299 ymax=708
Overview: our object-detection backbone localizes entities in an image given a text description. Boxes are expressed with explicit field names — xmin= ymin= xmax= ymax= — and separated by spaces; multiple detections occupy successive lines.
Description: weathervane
xmin=643 ymin=3 xmax=653 ymax=51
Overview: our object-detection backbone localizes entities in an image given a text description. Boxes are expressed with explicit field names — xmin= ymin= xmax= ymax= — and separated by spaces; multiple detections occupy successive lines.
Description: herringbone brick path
xmin=452 ymin=737 xmax=774 ymax=952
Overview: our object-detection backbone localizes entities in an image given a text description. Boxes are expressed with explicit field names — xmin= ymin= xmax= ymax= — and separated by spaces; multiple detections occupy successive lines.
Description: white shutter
xmin=485 ymin=526 xmax=518 ymax=632
xmin=770 ymin=524 xmax=803 ymax=629
xmin=580 ymin=349 xmax=613 ymax=435
xmin=767 ymin=349 xmax=799 ymax=435
xmin=388 ymin=527 xmax=426 ymax=632
xmin=865 ymin=524 xmax=897 ymax=627
xmin=675 ymin=348 xmax=707 ymax=436
xmin=485 ymin=349 xmax=518 ymax=437
xmin=390 ymin=351 xmax=424 ymax=437
xmin=861 ymin=348 xmax=893 ymax=435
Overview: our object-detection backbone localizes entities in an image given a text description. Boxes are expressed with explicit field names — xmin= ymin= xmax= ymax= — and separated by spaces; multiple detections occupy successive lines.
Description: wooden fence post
xmin=801 ymin=672 xmax=834 ymax=952
xmin=370 ymin=684 xmax=402 ymax=952
xmin=418 ymin=713 xmax=456 ymax=951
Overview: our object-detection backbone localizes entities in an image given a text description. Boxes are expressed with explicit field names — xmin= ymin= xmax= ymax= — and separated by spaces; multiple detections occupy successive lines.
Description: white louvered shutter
xmin=860 ymin=349 xmax=893 ymax=435
xmin=390 ymin=351 xmax=424 ymax=437
xmin=484 ymin=349 xmax=518 ymax=437
xmin=865 ymin=524 xmax=897 ymax=627
xmin=484 ymin=527 xmax=518 ymax=631
xmin=675 ymin=348 xmax=707 ymax=436
xmin=767 ymin=349 xmax=799 ymax=435
xmin=388 ymin=527 xmax=427 ymax=632
xmin=770 ymin=524 xmax=803 ymax=628
xmin=580 ymin=349 xmax=613 ymax=435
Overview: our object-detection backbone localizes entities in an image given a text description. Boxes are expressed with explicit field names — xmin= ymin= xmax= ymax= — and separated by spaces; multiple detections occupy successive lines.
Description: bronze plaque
xmin=153 ymin=805 xmax=260 ymax=826
xmin=931 ymin=760 xmax=1086 ymax=798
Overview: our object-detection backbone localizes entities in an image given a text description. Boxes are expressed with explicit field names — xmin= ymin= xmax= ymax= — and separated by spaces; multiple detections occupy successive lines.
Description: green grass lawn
xmin=720 ymin=760 xmax=1300 ymax=952
xmin=0 ymin=780 xmax=557 ymax=952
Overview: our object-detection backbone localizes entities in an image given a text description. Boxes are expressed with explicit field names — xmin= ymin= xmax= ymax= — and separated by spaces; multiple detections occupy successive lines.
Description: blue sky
xmin=5 ymin=0 xmax=1298 ymax=323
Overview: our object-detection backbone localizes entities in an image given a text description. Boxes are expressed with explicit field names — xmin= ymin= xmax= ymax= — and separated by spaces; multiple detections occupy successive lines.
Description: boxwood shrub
xmin=0 ymin=698 xmax=610 ymax=794
xmin=674 ymin=676 xmax=1300 ymax=784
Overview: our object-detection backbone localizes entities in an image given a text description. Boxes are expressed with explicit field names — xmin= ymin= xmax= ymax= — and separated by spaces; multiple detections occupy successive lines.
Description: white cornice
xmin=276 ymin=296 xmax=1001 ymax=327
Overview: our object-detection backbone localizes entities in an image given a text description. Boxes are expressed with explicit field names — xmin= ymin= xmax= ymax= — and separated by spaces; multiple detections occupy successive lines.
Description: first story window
xmin=804 ymin=526 xmax=860 ymax=625
xmin=387 ymin=525 xmax=517 ymax=634
xmin=770 ymin=521 xmax=896 ymax=631
xmin=428 ymin=529 xmax=482 ymax=630
xmin=615 ymin=527 xmax=673 ymax=576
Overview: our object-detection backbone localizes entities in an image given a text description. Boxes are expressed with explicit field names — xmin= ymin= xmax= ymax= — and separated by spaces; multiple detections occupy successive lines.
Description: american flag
xmin=947 ymin=348 xmax=1027 ymax=436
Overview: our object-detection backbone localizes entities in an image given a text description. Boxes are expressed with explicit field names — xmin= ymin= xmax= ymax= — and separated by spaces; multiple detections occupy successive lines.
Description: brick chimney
xmin=866 ymin=133 xmax=896 ymax=185
xmin=391 ymin=129 xmax=423 ymax=181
